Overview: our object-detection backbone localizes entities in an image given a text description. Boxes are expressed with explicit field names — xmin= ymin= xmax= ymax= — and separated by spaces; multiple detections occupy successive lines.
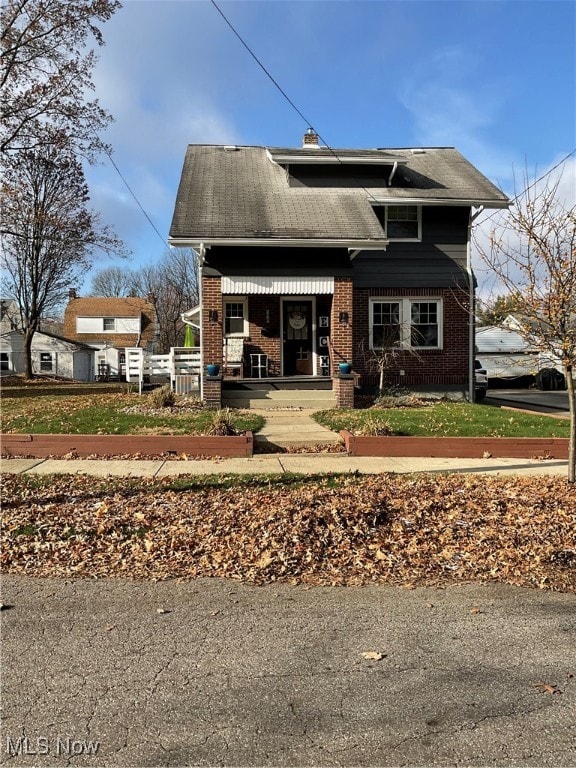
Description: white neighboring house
xmin=0 ymin=297 xmax=95 ymax=379
xmin=476 ymin=315 xmax=562 ymax=381
xmin=1 ymin=329 xmax=94 ymax=380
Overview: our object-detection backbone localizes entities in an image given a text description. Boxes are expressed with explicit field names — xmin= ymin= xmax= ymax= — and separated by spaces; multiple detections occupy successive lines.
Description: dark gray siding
xmin=203 ymin=247 xmax=353 ymax=278
xmin=353 ymin=206 xmax=470 ymax=288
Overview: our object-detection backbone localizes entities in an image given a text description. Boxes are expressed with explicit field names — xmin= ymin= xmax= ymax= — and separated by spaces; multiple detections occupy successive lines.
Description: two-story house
xmin=169 ymin=132 xmax=509 ymax=406
xmin=63 ymin=292 xmax=156 ymax=379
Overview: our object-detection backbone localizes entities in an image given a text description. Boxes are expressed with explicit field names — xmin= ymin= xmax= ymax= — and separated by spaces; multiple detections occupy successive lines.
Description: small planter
xmin=206 ymin=364 xmax=220 ymax=377
xmin=339 ymin=430 xmax=569 ymax=459
xmin=338 ymin=362 xmax=352 ymax=375
xmin=1 ymin=432 xmax=254 ymax=458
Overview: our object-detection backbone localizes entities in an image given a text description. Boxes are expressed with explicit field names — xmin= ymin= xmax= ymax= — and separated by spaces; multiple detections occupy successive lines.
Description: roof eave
xmin=368 ymin=197 xmax=510 ymax=208
xmin=168 ymin=237 xmax=389 ymax=250
xmin=268 ymin=151 xmax=409 ymax=165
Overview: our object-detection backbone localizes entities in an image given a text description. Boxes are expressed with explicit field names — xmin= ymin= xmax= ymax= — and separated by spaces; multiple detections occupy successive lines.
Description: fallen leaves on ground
xmin=1 ymin=474 xmax=575 ymax=591
xmin=533 ymin=682 xmax=563 ymax=694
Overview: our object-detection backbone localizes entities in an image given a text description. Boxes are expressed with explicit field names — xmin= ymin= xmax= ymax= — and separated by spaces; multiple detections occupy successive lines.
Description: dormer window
xmin=373 ymin=205 xmax=421 ymax=241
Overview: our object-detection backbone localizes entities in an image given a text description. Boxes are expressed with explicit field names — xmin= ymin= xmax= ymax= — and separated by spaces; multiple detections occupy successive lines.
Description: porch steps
xmin=222 ymin=383 xmax=336 ymax=411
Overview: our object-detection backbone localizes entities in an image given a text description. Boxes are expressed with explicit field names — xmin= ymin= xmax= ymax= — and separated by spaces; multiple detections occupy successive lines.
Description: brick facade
xmin=201 ymin=275 xmax=224 ymax=406
xmin=202 ymin=277 xmax=471 ymax=405
xmin=245 ymin=295 xmax=281 ymax=376
xmin=352 ymin=286 xmax=471 ymax=390
xmin=329 ymin=277 xmax=353 ymax=374
xmin=333 ymin=375 xmax=355 ymax=408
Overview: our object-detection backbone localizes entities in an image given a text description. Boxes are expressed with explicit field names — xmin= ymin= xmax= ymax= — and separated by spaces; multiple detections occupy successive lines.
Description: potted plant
xmin=206 ymin=364 xmax=220 ymax=376
xmin=338 ymin=362 xmax=352 ymax=375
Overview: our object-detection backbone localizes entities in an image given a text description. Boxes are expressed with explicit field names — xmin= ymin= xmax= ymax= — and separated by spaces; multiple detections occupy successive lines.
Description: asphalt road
xmin=486 ymin=389 xmax=570 ymax=415
xmin=2 ymin=576 xmax=575 ymax=767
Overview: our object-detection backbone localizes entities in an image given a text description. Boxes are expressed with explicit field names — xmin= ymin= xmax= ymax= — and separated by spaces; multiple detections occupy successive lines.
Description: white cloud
xmin=400 ymin=45 xmax=516 ymax=184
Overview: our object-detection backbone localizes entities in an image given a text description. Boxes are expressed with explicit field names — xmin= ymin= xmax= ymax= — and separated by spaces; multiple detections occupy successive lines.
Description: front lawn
xmin=313 ymin=401 xmax=570 ymax=438
xmin=0 ymin=385 xmax=263 ymax=436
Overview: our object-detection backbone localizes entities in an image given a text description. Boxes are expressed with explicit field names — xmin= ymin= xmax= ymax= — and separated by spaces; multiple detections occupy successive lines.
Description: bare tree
xmin=357 ymin=318 xmax=426 ymax=396
xmin=137 ymin=250 xmax=199 ymax=353
xmin=1 ymin=146 xmax=125 ymax=378
xmin=89 ymin=266 xmax=141 ymax=297
xmin=1 ymin=0 xmax=120 ymax=157
xmin=475 ymin=172 xmax=576 ymax=481
xmin=88 ymin=249 xmax=200 ymax=352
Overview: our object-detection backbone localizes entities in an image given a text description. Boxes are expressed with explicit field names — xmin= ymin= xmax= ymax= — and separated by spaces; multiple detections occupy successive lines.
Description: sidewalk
xmin=1 ymin=453 xmax=569 ymax=477
xmin=1 ymin=407 xmax=570 ymax=478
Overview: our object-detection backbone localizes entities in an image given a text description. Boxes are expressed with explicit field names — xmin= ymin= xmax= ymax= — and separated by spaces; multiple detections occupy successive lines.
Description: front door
xmin=283 ymin=300 xmax=313 ymax=375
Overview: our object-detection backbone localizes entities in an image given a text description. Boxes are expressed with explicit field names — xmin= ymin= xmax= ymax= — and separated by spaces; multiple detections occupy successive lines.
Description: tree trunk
xmin=566 ymin=363 xmax=575 ymax=483
xmin=23 ymin=327 xmax=36 ymax=379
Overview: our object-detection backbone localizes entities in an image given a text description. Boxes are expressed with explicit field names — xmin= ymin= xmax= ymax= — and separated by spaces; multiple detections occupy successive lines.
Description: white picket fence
xmin=125 ymin=347 xmax=201 ymax=395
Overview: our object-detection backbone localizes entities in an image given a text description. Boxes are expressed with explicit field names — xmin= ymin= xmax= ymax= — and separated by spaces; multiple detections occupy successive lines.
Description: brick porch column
xmin=333 ymin=373 xmax=355 ymax=408
xmin=331 ymin=277 xmax=354 ymax=407
xmin=330 ymin=277 xmax=353 ymax=369
xmin=201 ymin=275 xmax=223 ymax=407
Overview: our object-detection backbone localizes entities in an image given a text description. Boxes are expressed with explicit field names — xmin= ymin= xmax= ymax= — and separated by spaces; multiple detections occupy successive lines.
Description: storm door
xmin=282 ymin=300 xmax=313 ymax=375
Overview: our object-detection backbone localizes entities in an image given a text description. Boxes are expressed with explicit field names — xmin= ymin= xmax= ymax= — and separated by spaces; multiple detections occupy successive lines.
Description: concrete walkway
xmin=251 ymin=407 xmax=342 ymax=449
xmin=1 ymin=454 xmax=569 ymax=477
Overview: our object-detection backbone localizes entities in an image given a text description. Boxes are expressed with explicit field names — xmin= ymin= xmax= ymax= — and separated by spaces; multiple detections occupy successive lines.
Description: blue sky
xmin=86 ymin=0 xmax=576 ymax=291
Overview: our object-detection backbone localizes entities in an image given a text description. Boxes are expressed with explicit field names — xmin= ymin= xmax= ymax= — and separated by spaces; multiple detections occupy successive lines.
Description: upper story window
xmin=370 ymin=298 xmax=442 ymax=350
xmin=223 ymin=298 xmax=248 ymax=336
xmin=103 ymin=318 xmax=116 ymax=332
xmin=373 ymin=205 xmax=421 ymax=241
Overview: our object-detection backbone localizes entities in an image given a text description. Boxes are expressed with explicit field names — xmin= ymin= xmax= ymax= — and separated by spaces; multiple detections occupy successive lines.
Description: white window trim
xmin=369 ymin=297 xmax=443 ymax=350
xmin=373 ymin=205 xmax=422 ymax=242
xmin=102 ymin=317 xmax=116 ymax=332
xmin=223 ymin=296 xmax=248 ymax=337
xmin=39 ymin=351 xmax=55 ymax=372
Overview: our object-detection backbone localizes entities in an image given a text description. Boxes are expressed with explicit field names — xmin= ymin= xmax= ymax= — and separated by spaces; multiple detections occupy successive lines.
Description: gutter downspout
xmin=468 ymin=206 xmax=484 ymax=401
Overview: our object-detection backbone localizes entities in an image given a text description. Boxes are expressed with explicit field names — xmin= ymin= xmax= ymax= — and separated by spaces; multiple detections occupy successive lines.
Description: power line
xmin=210 ymin=0 xmax=382 ymax=204
xmin=473 ymin=149 xmax=576 ymax=228
xmin=100 ymin=144 xmax=169 ymax=250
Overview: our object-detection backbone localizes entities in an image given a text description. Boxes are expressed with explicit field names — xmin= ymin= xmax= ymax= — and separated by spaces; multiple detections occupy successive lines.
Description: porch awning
xmin=220 ymin=276 xmax=334 ymax=295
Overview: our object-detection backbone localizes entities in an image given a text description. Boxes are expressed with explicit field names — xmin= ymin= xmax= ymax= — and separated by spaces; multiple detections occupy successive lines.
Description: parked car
xmin=474 ymin=359 xmax=488 ymax=401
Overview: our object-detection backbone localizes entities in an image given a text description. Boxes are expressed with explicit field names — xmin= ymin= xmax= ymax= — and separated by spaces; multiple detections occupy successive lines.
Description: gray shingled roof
xmin=169 ymin=145 xmax=509 ymax=243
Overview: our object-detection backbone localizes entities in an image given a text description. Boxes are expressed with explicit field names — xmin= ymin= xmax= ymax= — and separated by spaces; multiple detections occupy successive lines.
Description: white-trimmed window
xmin=223 ymin=298 xmax=248 ymax=336
xmin=370 ymin=298 xmax=442 ymax=350
xmin=373 ymin=205 xmax=421 ymax=240
xmin=39 ymin=352 xmax=54 ymax=371
xmin=103 ymin=317 xmax=116 ymax=332
xmin=0 ymin=351 xmax=10 ymax=371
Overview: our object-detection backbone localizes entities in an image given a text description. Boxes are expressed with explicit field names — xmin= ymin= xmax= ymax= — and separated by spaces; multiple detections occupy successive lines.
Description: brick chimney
xmin=68 ymin=288 xmax=77 ymax=300
xmin=302 ymin=128 xmax=319 ymax=148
